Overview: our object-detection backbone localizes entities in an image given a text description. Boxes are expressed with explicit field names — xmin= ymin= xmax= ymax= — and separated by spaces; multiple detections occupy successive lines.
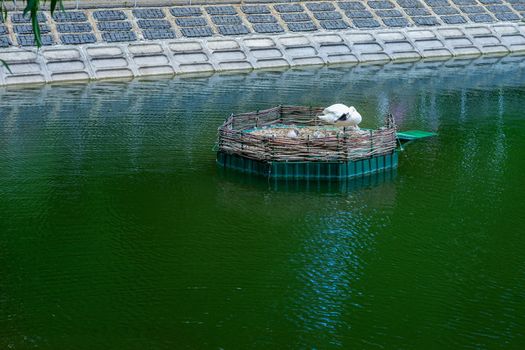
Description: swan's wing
xmin=318 ymin=114 xmax=337 ymax=123
xmin=324 ymin=104 xmax=349 ymax=115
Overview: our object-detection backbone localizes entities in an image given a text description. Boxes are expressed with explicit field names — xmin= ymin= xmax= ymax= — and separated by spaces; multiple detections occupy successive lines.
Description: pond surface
xmin=1 ymin=56 xmax=525 ymax=349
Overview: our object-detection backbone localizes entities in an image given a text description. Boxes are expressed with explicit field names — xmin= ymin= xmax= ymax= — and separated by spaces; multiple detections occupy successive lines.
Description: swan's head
xmin=348 ymin=106 xmax=356 ymax=114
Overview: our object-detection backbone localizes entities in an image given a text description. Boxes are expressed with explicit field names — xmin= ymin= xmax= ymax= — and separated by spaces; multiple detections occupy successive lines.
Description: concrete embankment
xmin=0 ymin=1 xmax=524 ymax=86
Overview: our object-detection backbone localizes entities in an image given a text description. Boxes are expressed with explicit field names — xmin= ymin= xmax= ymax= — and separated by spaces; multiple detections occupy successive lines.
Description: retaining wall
xmin=1 ymin=0 xmax=525 ymax=86
xmin=1 ymin=22 xmax=524 ymax=86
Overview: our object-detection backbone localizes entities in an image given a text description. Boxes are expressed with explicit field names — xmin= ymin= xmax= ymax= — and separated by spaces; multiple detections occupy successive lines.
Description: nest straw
xmin=218 ymin=106 xmax=397 ymax=163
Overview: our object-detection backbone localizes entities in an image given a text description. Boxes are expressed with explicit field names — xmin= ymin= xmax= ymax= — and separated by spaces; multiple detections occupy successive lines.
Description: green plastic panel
xmin=397 ymin=130 xmax=437 ymax=141
xmin=217 ymin=151 xmax=398 ymax=180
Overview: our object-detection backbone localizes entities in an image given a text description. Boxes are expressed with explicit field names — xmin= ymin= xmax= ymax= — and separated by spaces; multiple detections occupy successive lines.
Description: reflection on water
xmin=217 ymin=166 xmax=398 ymax=194
xmin=1 ymin=55 xmax=525 ymax=349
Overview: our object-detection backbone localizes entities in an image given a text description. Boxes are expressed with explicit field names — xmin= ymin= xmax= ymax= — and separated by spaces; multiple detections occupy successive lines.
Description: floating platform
xmin=216 ymin=105 xmax=435 ymax=180
xmin=397 ymin=130 xmax=438 ymax=142
xmin=217 ymin=151 xmax=398 ymax=180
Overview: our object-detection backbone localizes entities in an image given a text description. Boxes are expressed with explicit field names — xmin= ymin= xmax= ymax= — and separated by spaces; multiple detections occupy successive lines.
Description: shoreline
xmin=0 ymin=1 xmax=524 ymax=86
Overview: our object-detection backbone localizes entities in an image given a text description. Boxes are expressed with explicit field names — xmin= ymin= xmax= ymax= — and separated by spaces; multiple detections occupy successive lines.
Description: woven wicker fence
xmin=218 ymin=105 xmax=397 ymax=162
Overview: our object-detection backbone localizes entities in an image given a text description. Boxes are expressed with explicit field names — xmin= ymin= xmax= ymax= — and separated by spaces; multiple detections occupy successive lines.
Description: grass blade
xmin=1 ymin=58 xmax=12 ymax=74
xmin=22 ymin=0 xmax=42 ymax=47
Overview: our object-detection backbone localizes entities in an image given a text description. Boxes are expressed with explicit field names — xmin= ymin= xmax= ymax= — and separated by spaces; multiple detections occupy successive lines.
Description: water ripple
xmin=2 ymin=58 xmax=525 ymax=349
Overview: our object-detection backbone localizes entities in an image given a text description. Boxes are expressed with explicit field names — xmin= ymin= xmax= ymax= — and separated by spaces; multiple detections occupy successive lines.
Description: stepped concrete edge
xmin=2 ymin=23 xmax=525 ymax=86
xmin=1 ymin=0 xmax=525 ymax=86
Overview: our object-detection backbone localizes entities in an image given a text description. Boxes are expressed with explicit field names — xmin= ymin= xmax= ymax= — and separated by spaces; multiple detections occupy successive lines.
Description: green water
xmin=1 ymin=57 xmax=525 ymax=349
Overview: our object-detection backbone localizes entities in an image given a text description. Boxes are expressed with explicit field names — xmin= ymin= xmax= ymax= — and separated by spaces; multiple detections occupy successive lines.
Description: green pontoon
xmin=216 ymin=106 xmax=435 ymax=180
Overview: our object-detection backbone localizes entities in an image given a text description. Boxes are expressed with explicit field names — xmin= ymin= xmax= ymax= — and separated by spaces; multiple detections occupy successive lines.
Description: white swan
xmin=317 ymin=104 xmax=362 ymax=129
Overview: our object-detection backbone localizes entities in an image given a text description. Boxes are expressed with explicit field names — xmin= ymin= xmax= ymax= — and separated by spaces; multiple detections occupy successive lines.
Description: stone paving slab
xmin=206 ymin=6 xmax=237 ymax=15
xmin=17 ymin=34 xmax=54 ymax=46
xmin=60 ymin=33 xmax=97 ymax=44
xmin=142 ymin=28 xmax=177 ymax=40
xmin=469 ymin=13 xmax=497 ymax=21
xmin=398 ymin=0 xmax=426 ymax=7
xmin=93 ymin=10 xmax=127 ymax=21
xmin=241 ymin=5 xmax=271 ymax=14
xmin=0 ymin=36 xmax=11 ymax=47
xmin=287 ymin=21 xmax=318 ymax=31
xmin=314 ymin=12 xmax=343 ymax=20
xmin=56 ymin=23 xmax=94 ymax=33
xmin=137 ymin=19 xmax=173 ymax=29
xmin=425 ymin=0 xmax=451 ymax=6
xmin=176 ymin=17 xmax=209 ymax=27
xmin=98 ymin=21 xmax=133 ymax=31
xmin=383 ymin=17 xmax=411 ymax=26
xmin=412 ymin=16 xmax=441 ymax=24
xmin=496 ymin=12 xmax=521 ymax=19
xmin=306 ymin=3 xmax=336 ymax=11
xmin=281 ymin=13 xmax=313 ymax=22
xmin=217 ymin=24 xmax=250 ymax=35
xmin=132 ymin=8 xmax=165 ymax=19
xmin=338 ymin=2 xmax=367 ymax=11
xmin=252 ymin=23 xmax=285 ymax=32
xmin=405 ymin=8 xmax=432 ymax=15
xmin=53 ymin=11 xmax=88 ymax=22
xmin=274 ymin=4 xmax=305 ymax=13
xmin=442 ymin=14 xmax=469 ymax=22
xmin=211 ymin=15 xmax=244 ymax=25
xmin=247 ymin=14 xmax=278 ymax=23
xmin=13 ymin=24 xmax=51 ymax=34
xmin=368 ymin=1 xmax=397 ymax=9
xmin=11 ymin=12 xmax=47 ymax=23
xmin=102 ymin=31 xmax=137 ymax=42
xmin=354 ymin=18 xmax=382 ymax=27
xmin=433 ymin=7 xmax=461 ymax=14
xmin=170 ymin=7 xmax=202 ymax=17
xmin=346 ymin=10 xmax=376 ymax=18
xmin=320 ymin=19 xmax=351 ymax=29
xmin=376 ymin=9 xmax=404 ymax=17
xmin=180 ymin=26 xmax=214 ymax=37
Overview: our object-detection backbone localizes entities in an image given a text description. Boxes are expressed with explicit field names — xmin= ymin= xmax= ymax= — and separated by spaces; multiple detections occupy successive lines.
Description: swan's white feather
xmin=317 ymin=104 xmax=362 ymax=128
